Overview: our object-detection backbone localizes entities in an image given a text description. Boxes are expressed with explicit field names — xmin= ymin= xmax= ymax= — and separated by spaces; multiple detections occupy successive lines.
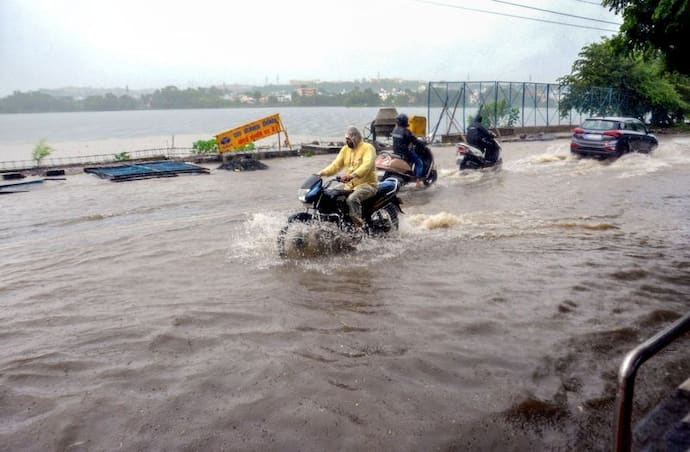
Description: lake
xmin=0 ymin=107 xmax=431 ymax=163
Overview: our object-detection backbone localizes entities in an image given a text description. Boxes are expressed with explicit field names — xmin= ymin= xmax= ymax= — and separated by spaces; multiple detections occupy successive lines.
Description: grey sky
xmin=0 ymin=0 xmax=620 ymax=96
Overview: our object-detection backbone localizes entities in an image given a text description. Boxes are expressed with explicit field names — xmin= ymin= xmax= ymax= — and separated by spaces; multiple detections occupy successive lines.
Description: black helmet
xmin=396 ymin=113 xmax=409 ymax=127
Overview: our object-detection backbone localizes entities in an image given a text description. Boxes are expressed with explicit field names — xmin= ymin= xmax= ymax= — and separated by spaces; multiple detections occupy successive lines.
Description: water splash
xmin=225 ymin=212 xmax=405 ymax=272
xmin=550 ymin=222 xmax=619 ymax=231
xmin=225 ymin=212 xmax=286 ymax=266
xmin=508 ymin=137 xmax=690 ymax=180
xmin=510 ymin=146 xmax=577 ymax=174
xmin=608 ymin=152 xmax=669 ymax=178
xmin=406 ymin=211 xmax=470 ymax=230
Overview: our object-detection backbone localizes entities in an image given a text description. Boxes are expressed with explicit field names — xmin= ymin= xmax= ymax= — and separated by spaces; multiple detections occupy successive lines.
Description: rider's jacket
xmin=391 ymin=125 xmax=421 ymax=161
xmin=466 ymin=120 xmax=500 ymax=162
xmin=466 ymin=121 xmax=493 ymax=147
xmin=319 ymin=141 xmax=378 ymax=190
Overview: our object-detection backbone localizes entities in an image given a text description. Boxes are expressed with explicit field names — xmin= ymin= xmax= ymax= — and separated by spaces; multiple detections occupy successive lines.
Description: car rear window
xmin=581 ymin=119 xmax=618 ymax=131
xmin=626 ymin=121 xmax=646 ymax=132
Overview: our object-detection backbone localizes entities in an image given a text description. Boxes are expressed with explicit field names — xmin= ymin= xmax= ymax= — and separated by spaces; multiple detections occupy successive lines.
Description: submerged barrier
xmin=0 ymin=148 xmax=194 ymax=172
xmin=84 ymin=161 xmax=210 ymax=182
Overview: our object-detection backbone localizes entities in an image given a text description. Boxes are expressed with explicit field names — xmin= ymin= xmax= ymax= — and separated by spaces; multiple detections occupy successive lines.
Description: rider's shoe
xmin=415 ymin=180 xmax=424 ymax=189
xmin=351 ymin=216 xmax=364 ymax=229
xmin=348 ymin=217 xmax=365 ymax=240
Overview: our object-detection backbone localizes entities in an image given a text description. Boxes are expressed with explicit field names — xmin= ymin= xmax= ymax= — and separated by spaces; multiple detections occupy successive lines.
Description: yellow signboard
xmin=409 ymin=115 xmax=426 ymax=137
xmin=215 ymin=113 xmax=286 ymax=153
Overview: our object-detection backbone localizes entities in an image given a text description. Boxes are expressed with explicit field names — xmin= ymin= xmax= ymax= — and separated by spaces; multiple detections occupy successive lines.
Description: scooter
xmin=456 ymin=138 xmax=503 ymax=171
xmin=375 ymin=140 xmax=438 ymax=187
xmin=277 ymin=175 xmax=403 ymax=258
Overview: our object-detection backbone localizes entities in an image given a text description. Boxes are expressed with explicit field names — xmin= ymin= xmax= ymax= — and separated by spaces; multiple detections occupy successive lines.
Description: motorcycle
xmin=277 ymin=175 xmax=403 ymax=258
xmin=375 ymin=140 xmax=438 ymax=187
xmin=456 ymin=138 xmax=503 ymax=171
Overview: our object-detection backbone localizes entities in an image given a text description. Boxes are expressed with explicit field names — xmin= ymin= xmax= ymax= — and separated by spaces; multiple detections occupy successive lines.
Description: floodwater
xmin=1 ymin=135 xmax=689 ymax=451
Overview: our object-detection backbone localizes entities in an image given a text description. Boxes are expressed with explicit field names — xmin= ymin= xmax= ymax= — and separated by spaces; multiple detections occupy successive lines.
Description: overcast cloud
xmin=0 ymin=0 xmax=620 ymax=95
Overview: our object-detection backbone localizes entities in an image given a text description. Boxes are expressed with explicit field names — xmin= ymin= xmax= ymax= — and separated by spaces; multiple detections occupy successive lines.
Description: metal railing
xmin=613 ymin=311 xmax=690 ymax=452
xmin=0 ymin=144 xmax=302 ymax=173
xmin=0 ymin=147 xmax=198 ymax=172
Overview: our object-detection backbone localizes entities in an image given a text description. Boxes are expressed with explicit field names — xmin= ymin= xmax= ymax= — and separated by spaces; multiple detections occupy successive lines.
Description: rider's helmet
xmin=395 ymin=113 xmax=409 ymax=127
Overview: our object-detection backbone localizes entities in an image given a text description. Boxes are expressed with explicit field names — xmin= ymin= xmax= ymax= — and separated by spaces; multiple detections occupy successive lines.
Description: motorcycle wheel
xmin=277 ymin=213 xmax=313 ymax=258
xmin=368 ymin=203 xmax=399 ymax=236
xmin=424 ymin=169 xmax=438 ymax=186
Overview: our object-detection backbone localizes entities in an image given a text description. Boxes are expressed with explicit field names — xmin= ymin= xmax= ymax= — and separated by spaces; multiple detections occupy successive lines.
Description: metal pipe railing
xmin=613 ymin=311 xmax=690 ymax=452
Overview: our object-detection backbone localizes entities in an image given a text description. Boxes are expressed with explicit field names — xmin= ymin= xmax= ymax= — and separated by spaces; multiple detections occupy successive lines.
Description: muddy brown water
xmin=1 ymin=136 xmax=689 ymax=451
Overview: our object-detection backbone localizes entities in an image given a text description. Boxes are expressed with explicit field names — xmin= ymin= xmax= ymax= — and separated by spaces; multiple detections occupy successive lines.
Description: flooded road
xmin=1 ymin=136 xmax=689 ymax=451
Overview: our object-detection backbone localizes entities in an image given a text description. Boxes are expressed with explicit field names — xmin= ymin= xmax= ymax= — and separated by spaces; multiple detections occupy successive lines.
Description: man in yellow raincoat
xmin=319 ymin=126 xmax=378 ymax=229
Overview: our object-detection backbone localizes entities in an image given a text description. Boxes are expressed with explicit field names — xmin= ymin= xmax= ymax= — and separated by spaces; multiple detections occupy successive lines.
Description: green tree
xmin=602 ymin=0 xmax=690 ymax=75
xmin=558 ymin=37 xmax=689 ymax=125
xmin=0 ymin=91 xmax=76 ymax=113
xmin=32 ymin=139 xmax=53 ymax=166
xmin=344 ymin=87 xmax=381 ymax=107
xmin=471 ymin=100 xmax=520 ymax=128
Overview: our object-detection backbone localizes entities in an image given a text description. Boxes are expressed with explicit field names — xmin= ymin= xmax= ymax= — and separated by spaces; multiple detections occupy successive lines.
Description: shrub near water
xmin=32 ymin=139 xmax=53 ymax=166
xmin=471 ymin=100 xmax=520 ymax=128
xmin=192 ymin=139 xmax=218 ymax=154
xmin=192 ymin=139 xmax=256 ymax=154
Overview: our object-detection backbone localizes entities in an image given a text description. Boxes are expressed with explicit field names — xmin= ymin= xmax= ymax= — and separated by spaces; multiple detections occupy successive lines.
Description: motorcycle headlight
xmin=297 ymin=174 xmax=322 ymax=203
xmin=298 ymin=187 xmax=309 ymax=203
xmin=298 ymin=184 xmax=321 ymax=203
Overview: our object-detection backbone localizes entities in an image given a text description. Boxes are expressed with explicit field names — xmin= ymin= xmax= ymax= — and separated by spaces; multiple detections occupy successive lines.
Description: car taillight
xmin=603 ymin=130 xmax=621 ymax=138
xmin=570 ymin=142 xmax=578 ymax=149
xmin=572 ymin=127 xmax=584 ymax=135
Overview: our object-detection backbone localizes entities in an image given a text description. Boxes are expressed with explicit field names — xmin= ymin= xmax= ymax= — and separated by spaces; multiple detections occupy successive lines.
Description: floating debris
xmin=218 ymin=155 xmax=268 ymax=172
xmin=299 ymin=141 xmax=343 ymax=156
xmin=2 ymin=172 xmax=26 ymax=181
xmin=0 ymin=177 xmax=45 ymax=193
xmin=84 ymin=160 xmax=210 ymax=182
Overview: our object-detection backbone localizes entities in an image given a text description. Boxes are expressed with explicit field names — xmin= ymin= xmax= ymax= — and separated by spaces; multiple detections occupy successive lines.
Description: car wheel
xmin=616 ymin=144 xmax=629 ymax=158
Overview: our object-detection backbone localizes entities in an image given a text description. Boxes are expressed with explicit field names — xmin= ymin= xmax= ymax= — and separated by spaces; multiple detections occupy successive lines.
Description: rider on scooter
xmin=466 ymin=114 xmax=499 ymax=163
xmin=391 ymin=113 xmax=424 ymax=188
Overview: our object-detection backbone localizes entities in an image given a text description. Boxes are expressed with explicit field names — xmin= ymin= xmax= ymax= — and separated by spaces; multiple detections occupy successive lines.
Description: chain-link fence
xmin=426 ymin=81 xmax=622 ymax=142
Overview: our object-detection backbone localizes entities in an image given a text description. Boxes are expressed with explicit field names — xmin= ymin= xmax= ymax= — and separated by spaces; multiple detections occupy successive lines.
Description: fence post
xmin=546 ymin=84 xmax=550 ymax=127
xmin=521 ymin=83 xmax=526 ymax=128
